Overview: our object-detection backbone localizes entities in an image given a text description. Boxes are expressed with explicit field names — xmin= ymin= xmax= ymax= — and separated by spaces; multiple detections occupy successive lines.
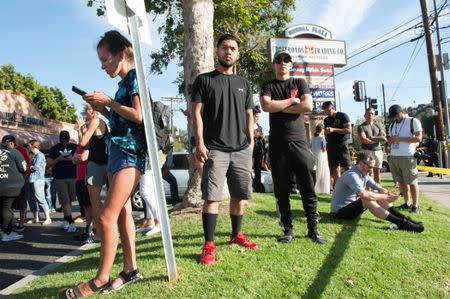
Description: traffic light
xmin=370 ymin=98 xmax=378 ymax=115
xmin=353 ymin=81 xmax=362 ymax=102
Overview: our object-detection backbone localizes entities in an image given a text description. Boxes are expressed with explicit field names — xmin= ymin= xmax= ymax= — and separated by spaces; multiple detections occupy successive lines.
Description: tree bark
xmin=180 ymin=0 xmax=215 ymax=208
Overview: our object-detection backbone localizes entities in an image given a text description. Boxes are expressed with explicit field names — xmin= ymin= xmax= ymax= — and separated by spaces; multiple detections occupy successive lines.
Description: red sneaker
xmin=229 ymin=232 xmax=259 ymax=250
xmin=199 ymin=242 xmax=216 ymax=265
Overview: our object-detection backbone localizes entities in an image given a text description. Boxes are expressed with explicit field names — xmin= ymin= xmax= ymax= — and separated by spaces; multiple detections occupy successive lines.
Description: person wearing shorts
xmin=47 ymin=130 xmax=77 ymax=233
xmin=387 ymin=104 xmax=422 ymax=214
xmin=260 ymin=49 xmax=326 ymax=245
xmin=357 ymin=107 xmax=387 ymax=184
xmin=76 ymin=103 xmax=108 ymax=241
xmin=192 ymin=34 xmax=257 ymax=265
xmin=331 ymin=152 xmax=423 ymax=233
xmin=322 ymin=101 xmax=352 ymax=188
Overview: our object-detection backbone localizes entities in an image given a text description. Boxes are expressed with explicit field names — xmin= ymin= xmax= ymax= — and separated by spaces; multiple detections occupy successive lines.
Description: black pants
xmin=1 ymin=196 xmax=17 ymax=234
xmin=269 ymin=140 xmax=319 ymax=230
xmin=163 ymin=170 xmax=180 ymax=204
xmin=253 ymin=153 xmax=264 ymax=192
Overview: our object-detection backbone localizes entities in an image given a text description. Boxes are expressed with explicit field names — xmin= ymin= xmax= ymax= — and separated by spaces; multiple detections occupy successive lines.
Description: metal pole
xmin=420 ymin=0 xmax=447 ymax=168
xmin=382 ymin=83 xmax=387 ymax=123
xmin=433 ymin=0 xmax=449 ymax=168
xmin=127 ymin=9 xmax=178 ymax=281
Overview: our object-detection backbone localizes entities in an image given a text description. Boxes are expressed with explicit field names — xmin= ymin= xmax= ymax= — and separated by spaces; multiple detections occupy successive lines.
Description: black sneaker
xmin=410 ymin=205 xmax=420 ymax=214
xmin=404 ymin=215 xmax=423 ymax=226
xmin=397 ymin=219 xmax=424 ymax=233
xmin=397 ymin=203 xmax=411 ymax=210
xmin=12 ymin=224 xmax=25 ymax=232
xmin=307 ymin=231 xmax=327 ymax=244
xmin=277 ymin=228 xmax=293 ymax=243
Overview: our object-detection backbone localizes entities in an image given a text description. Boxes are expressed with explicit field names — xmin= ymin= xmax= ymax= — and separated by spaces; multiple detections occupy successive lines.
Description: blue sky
xmin=1 ymin=0 xmax=449 ymax=132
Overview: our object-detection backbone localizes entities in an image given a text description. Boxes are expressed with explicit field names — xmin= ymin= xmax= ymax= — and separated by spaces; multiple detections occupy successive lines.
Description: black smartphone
xmin=72 ymin=86 xmax=87 ymax=96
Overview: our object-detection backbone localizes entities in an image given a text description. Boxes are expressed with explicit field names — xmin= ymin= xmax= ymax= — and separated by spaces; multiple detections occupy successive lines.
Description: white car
xmin=131 ymin=152 xmax=190 ymax=211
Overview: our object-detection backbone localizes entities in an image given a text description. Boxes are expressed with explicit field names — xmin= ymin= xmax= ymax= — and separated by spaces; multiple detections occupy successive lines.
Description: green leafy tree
xmin=405 ymin=103 xmax=435 ymax=138
xmin=0 ymin=64 xmax=77 ymax=122
xmin=87 ymin=0 xmax=295 ymax=90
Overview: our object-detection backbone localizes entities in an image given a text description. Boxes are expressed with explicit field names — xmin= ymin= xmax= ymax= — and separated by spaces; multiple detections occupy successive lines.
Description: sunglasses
xmin=274 ymin=56 xmax=292 ymax=64
xmin=362 ymin=160 xmax=374 ymax=169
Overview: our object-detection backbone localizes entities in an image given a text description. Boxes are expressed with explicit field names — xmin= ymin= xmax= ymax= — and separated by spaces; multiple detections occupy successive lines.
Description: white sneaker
xmin=66 ymin=223 xmax=77 ymax=233
xmin=2 ymin=231 xmax=24 ymax=241
xmin=145 ymin=225 xmax=161 ymax=236
xmin=59 ymin=220 xmax=69 ymax=230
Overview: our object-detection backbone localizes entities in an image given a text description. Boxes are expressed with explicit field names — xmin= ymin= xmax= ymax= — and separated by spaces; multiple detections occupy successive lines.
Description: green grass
xmin=11 ymin=179 xmax=450 ymax=298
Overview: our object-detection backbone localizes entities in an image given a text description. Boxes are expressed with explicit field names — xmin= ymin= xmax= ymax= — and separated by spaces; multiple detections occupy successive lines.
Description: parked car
xmin=131 ymin=152 xmax=190 ymax=211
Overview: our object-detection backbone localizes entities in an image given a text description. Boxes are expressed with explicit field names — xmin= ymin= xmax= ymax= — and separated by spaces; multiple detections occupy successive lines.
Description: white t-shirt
xmin=389 ymin=115 xmax=422 ymax=156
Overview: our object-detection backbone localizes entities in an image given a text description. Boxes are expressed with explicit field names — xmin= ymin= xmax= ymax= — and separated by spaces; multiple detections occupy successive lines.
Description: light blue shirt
xmin=330 ymin=166 xmax=381 ymax=213
xmin=29 ymin=151 xmax=46 ymax=183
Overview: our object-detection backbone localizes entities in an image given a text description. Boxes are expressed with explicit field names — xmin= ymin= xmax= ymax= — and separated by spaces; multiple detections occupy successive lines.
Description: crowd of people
xmin=0 ymin=31 xmax=431 ymax=296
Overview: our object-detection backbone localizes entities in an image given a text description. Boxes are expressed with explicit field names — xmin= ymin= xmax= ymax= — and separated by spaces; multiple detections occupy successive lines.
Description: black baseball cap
xmin=59 ymin=130 xmax=70 ymax=142
xmin=388 ymin=104 xmax=402 ymax=118
xmin=2 ymin=135 xmax=16 ymax=143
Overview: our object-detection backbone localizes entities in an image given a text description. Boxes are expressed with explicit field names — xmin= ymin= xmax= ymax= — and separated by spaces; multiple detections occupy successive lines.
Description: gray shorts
xmin=54 ymin=178 xmax=77 ymax=205
xmin=201 ymin=147 xmax=253 ymax=202
xmin=86 ymin=161 xmax=107 ymax=186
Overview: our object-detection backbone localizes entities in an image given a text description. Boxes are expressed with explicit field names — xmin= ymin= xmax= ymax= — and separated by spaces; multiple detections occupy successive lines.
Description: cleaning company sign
xmin=269 ymin=38 xmax=347 ymax=67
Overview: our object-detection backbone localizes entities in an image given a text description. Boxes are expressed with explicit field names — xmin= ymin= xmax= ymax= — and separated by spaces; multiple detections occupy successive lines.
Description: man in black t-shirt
xmin=47 ymin=130 xmax=78 ymax=233
xmin=260 ymin=50 xmax=326 ymax=244
xmin=192 ymin=34 xmax=257 ymax=265
xmin=322 ymin=101 xmax=352 ymax=188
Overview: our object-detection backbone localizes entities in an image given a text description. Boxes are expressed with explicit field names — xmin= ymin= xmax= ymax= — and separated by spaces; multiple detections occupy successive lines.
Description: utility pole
xmin=420 ymin=0 xmax=448 ymax=168
xmin=161 ymin=96 xmax=185 ymax=136
xmin=382 ymin=83 xmax=387 ymax=126
xmin=433 ymin=0 xmax=450 ymax=168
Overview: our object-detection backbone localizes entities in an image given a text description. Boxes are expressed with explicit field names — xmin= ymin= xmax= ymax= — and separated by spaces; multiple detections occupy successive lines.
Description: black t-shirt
xmin=48 ymin=142 xmax=77 ymax=179
xmin=260 ymin=77 xmax=310 ymax=142
xmin=0 ymin=145 xmax=26 ymax=197
xmin=191 ymin=70 xmax=254 ymax=152
xmin=324 ymin=112 xmax=350 ymax=144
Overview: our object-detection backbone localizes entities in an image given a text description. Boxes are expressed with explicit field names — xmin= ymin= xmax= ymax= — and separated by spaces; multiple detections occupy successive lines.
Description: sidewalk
xmin=417 ymin=172 xmax=450 ymax=208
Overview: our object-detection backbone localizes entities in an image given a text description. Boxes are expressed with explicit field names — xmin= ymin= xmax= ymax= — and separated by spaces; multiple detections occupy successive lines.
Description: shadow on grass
xmin=301 ymin=218 xmax=360 ymax=299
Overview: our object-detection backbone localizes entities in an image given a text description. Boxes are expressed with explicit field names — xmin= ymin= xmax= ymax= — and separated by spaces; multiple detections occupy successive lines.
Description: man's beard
xmin=217 ymin=56 xmax=235 ymax=68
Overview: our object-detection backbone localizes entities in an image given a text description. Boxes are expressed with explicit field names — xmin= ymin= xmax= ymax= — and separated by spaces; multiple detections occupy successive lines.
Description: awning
xmin=0 ymin=127 xmax=60 ymax=151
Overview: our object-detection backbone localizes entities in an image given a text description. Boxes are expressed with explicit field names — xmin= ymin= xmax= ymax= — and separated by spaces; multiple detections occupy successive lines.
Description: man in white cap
xmin=260 ymin=49 xmax=326 ymax=244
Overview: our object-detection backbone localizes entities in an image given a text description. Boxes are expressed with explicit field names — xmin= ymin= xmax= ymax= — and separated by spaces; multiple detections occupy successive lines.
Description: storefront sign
xmin=269 ymin=38 xmax=347 ymax=66
xmin=284 ymin=24 xmax=332 ymax=39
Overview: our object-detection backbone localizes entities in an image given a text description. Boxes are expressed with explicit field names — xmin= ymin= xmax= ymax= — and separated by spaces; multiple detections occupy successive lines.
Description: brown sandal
xmin=64 ymin=278 xmax=110 ymax=298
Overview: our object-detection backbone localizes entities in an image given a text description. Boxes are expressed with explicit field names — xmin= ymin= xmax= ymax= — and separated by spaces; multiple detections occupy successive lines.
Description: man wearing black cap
xmin=321 ymin=101 xmax=352 ymax=188
xmin=260 ymin=49 xmax=326 ymax=244
xmin=387 ymin=104 xmax=422 ymax=213
xmin=47 ymin=130 xmax=78 ymax=232
xmin=0 ymin=135 xmax=27 ymax=241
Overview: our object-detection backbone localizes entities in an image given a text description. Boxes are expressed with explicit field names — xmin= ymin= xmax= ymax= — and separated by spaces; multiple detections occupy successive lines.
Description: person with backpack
xmin=387 ymin=104 xmax=422 ymax=214
xmin=357 ymin=107 xmax=387 ymax=184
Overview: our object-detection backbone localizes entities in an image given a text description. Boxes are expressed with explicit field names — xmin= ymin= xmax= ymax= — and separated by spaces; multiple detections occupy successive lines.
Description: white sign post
xmin=105 ymin=0 xmax=178 ymax=282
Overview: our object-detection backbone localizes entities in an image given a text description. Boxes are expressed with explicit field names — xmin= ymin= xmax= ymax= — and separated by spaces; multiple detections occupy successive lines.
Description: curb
xmin=0 ymin=243 xmax=97 ymax=297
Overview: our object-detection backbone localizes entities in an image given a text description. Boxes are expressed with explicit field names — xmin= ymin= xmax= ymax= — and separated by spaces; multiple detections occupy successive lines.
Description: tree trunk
xmin=180 ymin=0 xmax=215 ymax=208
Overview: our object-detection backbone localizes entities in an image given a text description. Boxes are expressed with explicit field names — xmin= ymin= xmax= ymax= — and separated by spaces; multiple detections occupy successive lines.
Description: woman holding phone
xmin=64 ymin=30 xmax=147 ymax=298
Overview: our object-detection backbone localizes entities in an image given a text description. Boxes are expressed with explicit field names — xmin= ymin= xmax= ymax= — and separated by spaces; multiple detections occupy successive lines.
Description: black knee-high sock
xmin=386 ymin=213 xmax=403 ymax=225
xmin=388 ymin=207 xmax=405 ymax=219
xmin=388 ymin=207 xmax=422 ymax=225
xmin=202 ymin=213 xmax=218 ymax=242
xmin=231 ymin=215 xmax=243 ymax=236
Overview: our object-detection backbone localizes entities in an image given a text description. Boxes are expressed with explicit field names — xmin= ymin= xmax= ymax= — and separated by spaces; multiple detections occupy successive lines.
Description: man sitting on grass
xmin=330 ymin=152 xmax=424 ymax=232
